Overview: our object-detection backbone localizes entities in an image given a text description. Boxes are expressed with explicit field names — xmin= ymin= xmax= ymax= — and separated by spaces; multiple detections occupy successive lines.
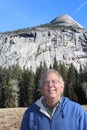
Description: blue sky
xmin=0 ymin=0 xmax=87 ymax=32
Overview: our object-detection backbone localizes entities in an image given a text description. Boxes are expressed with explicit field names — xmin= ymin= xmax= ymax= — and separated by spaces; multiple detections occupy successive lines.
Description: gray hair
xmin=40 ymin=69 xmax=64 ymax=87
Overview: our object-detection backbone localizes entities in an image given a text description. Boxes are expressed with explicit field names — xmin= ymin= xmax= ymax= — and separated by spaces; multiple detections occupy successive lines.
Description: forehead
xmin=44 ymin=72 xmax=59 ymax=79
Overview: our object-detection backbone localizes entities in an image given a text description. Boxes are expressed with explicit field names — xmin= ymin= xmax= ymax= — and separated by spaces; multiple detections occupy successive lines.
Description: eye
xmin=52 ymin=80 xmax=61 ymax=84
xmin=44 ymin=81 xmax=49 ymax=85
xmin=43 ymin=80 xmax=61 ymax=85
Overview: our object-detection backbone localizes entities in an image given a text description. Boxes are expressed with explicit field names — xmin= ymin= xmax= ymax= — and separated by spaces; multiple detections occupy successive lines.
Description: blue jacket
xmin=20 ymin=96 xmax=87 ymax=130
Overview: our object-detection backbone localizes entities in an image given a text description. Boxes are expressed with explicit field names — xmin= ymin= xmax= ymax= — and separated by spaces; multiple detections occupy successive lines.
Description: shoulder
xmin=24 ymin=103 xmax=39 ymax=118
xmin=25 ymin=103 xmax=40 ymax=114
xmin=62 ymin=96 xmax=85 ymax=112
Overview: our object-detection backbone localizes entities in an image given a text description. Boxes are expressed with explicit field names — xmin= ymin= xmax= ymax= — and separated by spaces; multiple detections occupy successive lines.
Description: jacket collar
xmin=35 ymin=96 xmax=69 ymax=119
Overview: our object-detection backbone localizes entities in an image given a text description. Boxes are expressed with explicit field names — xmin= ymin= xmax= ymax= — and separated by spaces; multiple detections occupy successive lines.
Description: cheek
xmin=41 ymin=87 xmax=46 ymax=94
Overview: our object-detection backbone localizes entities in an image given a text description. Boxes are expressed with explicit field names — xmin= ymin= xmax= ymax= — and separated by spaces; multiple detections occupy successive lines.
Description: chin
xmin=48 ymin=95 xmax=56 ymax=98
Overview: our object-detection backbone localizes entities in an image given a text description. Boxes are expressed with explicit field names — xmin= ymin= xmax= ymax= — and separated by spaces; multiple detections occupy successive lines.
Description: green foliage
xmin=65 ymin=63 xmax=78 ymax=102
xmin=18 ymin=68 xmax=35 ymax=107
xmin=53 ymin=58 xmax=68 ymax=83
xmin=0 ymin=68 xmax=16 ymax=108
xmin=1 ymin=84 xmax=15 ymax=107
xmin=7 ymin=64 xmax=22 ymax=80
xmin=34 ymin=62 xmax=48 ymax=101
xmin=76 ymin=83 xmax=87 ymax=104
xmin=53 ymin=57 xmax=59 ymax=70
xmin=0 ymin=61 xmax=87 ymax=108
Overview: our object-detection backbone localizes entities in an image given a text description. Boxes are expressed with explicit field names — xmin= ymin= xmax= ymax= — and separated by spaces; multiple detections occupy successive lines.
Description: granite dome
xmin=50 ymin=14 xmax=83 ymax=28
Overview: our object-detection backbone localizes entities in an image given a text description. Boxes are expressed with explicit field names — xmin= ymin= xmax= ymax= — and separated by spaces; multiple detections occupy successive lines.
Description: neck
xmin=44 ymin=97 xmax=60 ymax=106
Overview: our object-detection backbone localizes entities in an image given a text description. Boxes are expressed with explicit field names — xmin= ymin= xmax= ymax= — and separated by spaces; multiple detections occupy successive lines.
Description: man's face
xmin=41 ymin=72 xmax=64 ymax=101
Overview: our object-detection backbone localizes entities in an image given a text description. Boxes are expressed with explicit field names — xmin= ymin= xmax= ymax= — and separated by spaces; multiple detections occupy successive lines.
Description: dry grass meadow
xmin=0 ymin=106 xmax=87 ymax=130
xmin=0 ymin=107 xmax=27 ymax=130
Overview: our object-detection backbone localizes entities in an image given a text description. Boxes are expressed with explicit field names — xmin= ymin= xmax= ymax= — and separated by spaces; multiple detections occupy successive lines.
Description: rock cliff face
xmin=0 ymin=14 xmax=87 ymax=72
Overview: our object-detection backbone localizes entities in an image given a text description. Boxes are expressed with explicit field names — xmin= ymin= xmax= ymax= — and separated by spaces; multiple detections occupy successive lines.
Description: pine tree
xmin=58 ymin=63 xmax=68 ymax=83
xmin=53 ymin=57 xmax=59 ymax=70
xmin=76 ymin=65 xmax=87 ymax=104
xmin=2 ymin=83 xmax=15 ymax=107
xmin=34 ymin=62 xmax=47 ymax=101
xmin=79 ymin=64 xmax=84 ymax=82
xmin=18 ymin=68 xmax=35 ymax=107
xmin=0 ymin=69 xmax=16 ymax=108
xmin=66 ymin=63 xmax=78 ymax=102
xmin=76 ymin=83 xmax=87 ymax=104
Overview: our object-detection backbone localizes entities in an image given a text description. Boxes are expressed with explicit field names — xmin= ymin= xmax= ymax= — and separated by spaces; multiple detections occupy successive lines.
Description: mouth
xmin=48 ymin=89 xmax=56 ymax=93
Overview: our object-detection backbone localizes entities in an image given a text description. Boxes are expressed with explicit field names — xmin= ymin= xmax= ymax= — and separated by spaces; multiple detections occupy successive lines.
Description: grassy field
xmin=0 ymin=106 xmax=87 ymax=130
xmin=0 ymin=107 xmax=27 ymax=130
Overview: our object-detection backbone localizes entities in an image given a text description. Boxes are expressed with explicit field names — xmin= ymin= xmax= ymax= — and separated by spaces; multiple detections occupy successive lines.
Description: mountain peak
xmin=50 ymin=14 xmax=83 ymax=29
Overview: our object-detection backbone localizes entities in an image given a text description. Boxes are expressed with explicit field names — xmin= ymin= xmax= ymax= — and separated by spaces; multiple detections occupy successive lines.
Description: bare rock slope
xmin=0 ymin=14 xmax=87 ymax=72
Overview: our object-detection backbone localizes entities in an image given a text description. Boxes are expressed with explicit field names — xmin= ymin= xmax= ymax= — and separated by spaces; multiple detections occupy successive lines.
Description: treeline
xmin=0 ymin=59 xmax=87 ymax=108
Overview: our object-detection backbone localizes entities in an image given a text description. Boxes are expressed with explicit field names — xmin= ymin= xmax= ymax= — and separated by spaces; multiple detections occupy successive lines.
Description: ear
xmin=61 ymin=84 xmax=64 ymax=93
